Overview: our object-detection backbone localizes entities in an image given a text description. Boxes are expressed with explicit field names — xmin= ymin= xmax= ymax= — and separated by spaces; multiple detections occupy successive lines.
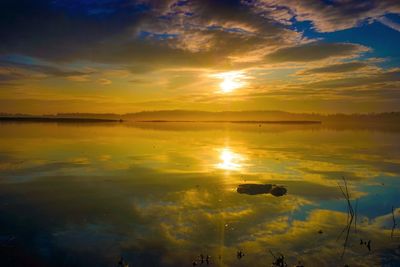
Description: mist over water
xmin=1 ymin=122 xmax=400 ymax=266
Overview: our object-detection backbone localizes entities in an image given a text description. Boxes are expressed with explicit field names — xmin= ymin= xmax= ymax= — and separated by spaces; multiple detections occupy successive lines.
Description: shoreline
xmin=0 ymin=117 xmax=122 ymax=123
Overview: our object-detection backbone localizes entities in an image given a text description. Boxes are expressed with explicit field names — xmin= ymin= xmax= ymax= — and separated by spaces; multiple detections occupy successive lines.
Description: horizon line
xmin=1 ymin=110 xmax=400 ymax=116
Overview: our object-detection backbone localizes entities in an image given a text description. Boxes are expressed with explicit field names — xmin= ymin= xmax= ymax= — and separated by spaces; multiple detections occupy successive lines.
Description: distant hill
xmin=124 ymin=110 xmax=297 ymax=121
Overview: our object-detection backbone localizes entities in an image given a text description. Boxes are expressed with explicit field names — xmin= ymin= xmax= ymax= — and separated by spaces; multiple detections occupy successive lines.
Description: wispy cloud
xmin=378 ymin=16 xmax=400 ymax=32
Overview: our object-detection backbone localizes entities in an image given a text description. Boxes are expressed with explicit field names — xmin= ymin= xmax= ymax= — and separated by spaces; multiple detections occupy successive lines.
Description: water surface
xmin=1 ymin=122 xmax=399 ymax=266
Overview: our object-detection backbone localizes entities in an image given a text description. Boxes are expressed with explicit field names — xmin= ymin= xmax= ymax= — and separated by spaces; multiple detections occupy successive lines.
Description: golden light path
xmin=213 ymin=71 xmax=247 ymax=93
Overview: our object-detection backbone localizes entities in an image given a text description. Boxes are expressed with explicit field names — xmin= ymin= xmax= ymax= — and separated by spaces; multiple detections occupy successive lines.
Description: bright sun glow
xmin=213 ymin=71 xmax=247 ymax=93
xmin=216 ymin=148 xmax=244 ymax=171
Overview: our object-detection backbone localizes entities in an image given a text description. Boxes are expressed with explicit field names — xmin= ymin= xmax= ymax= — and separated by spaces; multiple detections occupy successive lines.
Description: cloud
xmin=249 ymin=0 xmax=400 ymax=32
xmin=0 ymin=0 xmax=304 ymax=70
xmin=0 ymin=59 xmax=95 ymax=85
xmin=0 ymin=69 xmax=24 ymax=85
xmin=0 ymin=1 xmax=380 ymax=77
xmin=98 ymin=78 xmax=112 ymax=85
xmin=297 ymin=168 xmax=363 ymax=181
xmin=305 ymin=69 xmax=400 ymax=89
xmin=264 ymin=42 xmax=369 ymax=63
xmin=378 ymin=16 xmax=400 ymax=32
xmin=0 ymin=0 xmax=145 ymax=61
xmin=67 ymin=74 xmax=91 ymax=82
xmin=0 ymin=60 xmax=93 ymax=77
xmin=0 ymin=161 xmax=89 ymax=181
xmin=0 ymin=0 xmax=398 ymax=113
xmin=299 ymin=62 xmax=369 ymax=75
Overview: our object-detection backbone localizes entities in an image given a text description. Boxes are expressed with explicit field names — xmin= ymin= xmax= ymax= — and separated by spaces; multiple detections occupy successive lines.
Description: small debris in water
xmin=206 ymin=255 xmax=211 ymax=265
xmin=237 ymin=250 xmax=244 ymax=259
xmin=118 ymin=256 xmax=129 ymax=267
xmin=360 ymin=239 xmax=371 ymax=251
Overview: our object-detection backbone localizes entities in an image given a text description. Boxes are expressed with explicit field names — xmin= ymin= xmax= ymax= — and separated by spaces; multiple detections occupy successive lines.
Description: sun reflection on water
xmin=216 ymin=147 xmax=244 ymax=171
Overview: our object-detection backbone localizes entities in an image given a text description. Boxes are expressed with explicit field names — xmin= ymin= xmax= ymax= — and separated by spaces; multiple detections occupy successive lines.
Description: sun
xmin=213 ymin=71 xmax=246 ymax=93
xmin=220 ymin=76 xmax=239 ymax=93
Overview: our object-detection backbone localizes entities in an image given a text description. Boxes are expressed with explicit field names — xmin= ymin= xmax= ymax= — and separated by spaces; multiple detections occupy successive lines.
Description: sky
xmin=0 ymin=0 xmax=400 ymax=114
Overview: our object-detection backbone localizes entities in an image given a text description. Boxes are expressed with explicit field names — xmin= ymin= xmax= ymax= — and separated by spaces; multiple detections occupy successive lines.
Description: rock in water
xmin=237 ymin=184 xmax=272 ymax=195
xmin=237 ymin=184 xmax=287 ymax=197
xmin=270 ymin=186 xmax=287 ymax=197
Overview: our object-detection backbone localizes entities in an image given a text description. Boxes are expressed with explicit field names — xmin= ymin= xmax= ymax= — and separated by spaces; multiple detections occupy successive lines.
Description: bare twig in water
xmin=337 ymin=176 xmax=356 ymax=259
xmin=391 ymin=206 xmax=397 ymax=239
xmin=354 ymin=198 xmax=358 ymax=233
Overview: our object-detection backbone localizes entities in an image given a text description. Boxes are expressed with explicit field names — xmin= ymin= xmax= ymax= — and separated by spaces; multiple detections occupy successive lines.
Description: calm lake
xmin=1 ymin=122 xmax=399 ymax=266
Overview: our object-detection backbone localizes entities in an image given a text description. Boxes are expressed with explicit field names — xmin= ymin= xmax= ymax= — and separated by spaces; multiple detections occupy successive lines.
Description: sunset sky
xmin=1 ymin=0 xmax=400 ymax=114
